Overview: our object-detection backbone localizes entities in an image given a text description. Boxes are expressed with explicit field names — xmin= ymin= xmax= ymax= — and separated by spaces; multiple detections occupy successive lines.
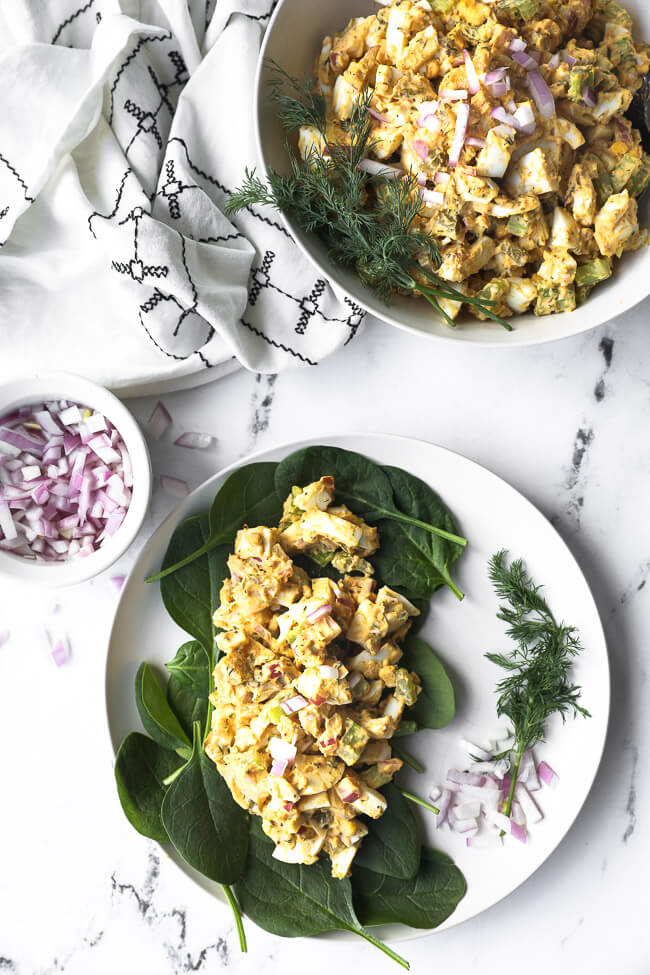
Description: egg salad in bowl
xmin=300 ymin=0 xmax=650 ymax=321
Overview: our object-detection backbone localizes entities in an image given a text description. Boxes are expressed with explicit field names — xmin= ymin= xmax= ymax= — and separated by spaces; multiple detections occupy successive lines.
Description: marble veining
xmin=1 ymin=299 xmax=649 ymax=975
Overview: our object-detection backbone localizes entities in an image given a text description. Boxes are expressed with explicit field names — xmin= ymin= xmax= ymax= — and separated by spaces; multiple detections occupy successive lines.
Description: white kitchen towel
xmin=0 ymin=0 xmax=365 ymax=392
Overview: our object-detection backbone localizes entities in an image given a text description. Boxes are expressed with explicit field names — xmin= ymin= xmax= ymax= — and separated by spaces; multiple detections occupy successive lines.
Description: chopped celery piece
xmin=611 ymin=153 xmax=641 ymax=192
xmin=535 ymin=284 xmax=576 ymax=316
xmin=575 ymin=259 xmax=612 ymax=288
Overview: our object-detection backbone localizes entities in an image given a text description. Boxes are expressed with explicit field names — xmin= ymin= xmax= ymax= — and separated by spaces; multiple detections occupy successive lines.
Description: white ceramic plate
xmin=255 ymin=0 xmax=650 ymax=347
xmin=105 ymin=434 xmax=609 ymax=939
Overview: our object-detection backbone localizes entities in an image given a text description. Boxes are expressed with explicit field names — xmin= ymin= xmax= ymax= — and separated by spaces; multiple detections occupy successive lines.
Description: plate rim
xmin=104 ymin=432 xmax=610 ymax=941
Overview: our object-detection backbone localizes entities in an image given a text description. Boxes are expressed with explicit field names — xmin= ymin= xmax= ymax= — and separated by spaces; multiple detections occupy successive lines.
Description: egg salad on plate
xmin=205 ymin=477 xmax=424 ymax=878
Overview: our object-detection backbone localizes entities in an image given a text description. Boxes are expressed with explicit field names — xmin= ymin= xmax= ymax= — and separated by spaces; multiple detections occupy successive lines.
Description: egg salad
xmin=302 ymin=0 xmax=650 ymax=319
xmin=204 ymin=477 xmax=423 ymax=878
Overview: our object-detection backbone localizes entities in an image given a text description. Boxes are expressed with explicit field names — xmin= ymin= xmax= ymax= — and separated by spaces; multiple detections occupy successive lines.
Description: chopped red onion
xmin=512 ymin=50 xmax=538 ymax=70
xmin=270 ymin=758 xmax=289 ymax=777
xmin=110 ymin=574 xmax=126 ymax=591
xmin=484 ymin=68 xmax=509 ymax=85
xmin=280 ymin=694 xmax=308 ymax=715
xmin=173 ymin=431 xmax=216 ymax=451
xmin=548 ymin=52 xmax=560 ymax=69
xmin=413 ymin=139 xmax=429 ymax=162
xmin=514 ymin=102 xmax=536 ymax=135
xmin=491 ymin=106 xmax=518 ymax=128
xmin=563 ymin=51 xmax=577 ymax=68
xmin=466 ymin=136 xmax=486 ymax=148
xmin=147 ymin=401 xmax=172 ymax=441
xmin=307 ymin=602 xmax=331 ymax=624
xmin=50 ymin=635 xmax=70 ymax=667
xmin=449 ymin=103 xmax=470 ymax=167
xmin=359 ymin=158 xmax=404 ymax=179
xmin=509 ymin=38 xmax=527 ymax=53
xmin=583 ymin=86 xmax=597 ymax=108
xmin=368 ymin=107 xmax=390 ymax=123
xmin=537 ymin=760 xmax=559 ymax=787
xmin=0 ymin=401 xmax=133 ymax=562
xmin=448 ymin=768 xmax=485 ymax=787
xmin=528 ymin=70 xmax=555 ymax=119
xmin=270 ymin=737 xmax=297 ymax=763
xmin=160 ymin=474 xmax=190 ymax=499
xmin=510 ymin=820 xmax=527 ymax=843
xmin=434 ymin=788 xmax=452 ymax=828
xmin=464 ymin=51 xmax=480 ymax=95
xmin=488 ymin=80 xmax=508 ymax=97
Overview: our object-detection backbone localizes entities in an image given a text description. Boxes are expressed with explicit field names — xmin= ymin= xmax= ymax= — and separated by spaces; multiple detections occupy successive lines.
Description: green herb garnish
xmin=485 ymin=550 xmax=590 ymax=819
xmin=226 ymin=64 xmax=510 ymax=331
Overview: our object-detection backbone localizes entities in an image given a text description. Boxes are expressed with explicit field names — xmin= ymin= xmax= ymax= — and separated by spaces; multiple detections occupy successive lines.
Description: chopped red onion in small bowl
xmin=0 ymin=374 xmax=151 ymax=585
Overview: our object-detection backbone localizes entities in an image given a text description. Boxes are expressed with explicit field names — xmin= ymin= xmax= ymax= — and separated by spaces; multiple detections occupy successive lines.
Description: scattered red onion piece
xmin=50 ymin=635 xmax=70 ymax=667
xmin=466 ymin=136 xmax=487 ymax=148
xmin=147 ymin=401 xmax=172 ymax=441
xmin=160 ymin=475 xmax=190 ymax=499
xmin=174 ymin=432 xmax=216 ymax=450
xmin=110 ymin=574 xmax=126 ymax=591
xmin=548 ymin=52 xmax=560 ymax=70
xmin=510 ymin=820 xmax=527 ymax=843
xmin=563 ymin=51 xmax=577 ymax=67
xmin=484 ymin=68 xmax=509 ymax=85
xmin=537 ymin=760 xmax=559 ymax=788
xmin=487 ymin=80 xmax=508 ymax=97
xmin=528 ymin=70 xmax=555 ymax=118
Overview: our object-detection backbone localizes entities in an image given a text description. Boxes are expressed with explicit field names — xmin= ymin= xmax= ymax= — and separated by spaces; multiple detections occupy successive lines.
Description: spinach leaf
xmin=372 ymin=465 xmax=464 ymax=601
xmin=166 ymin=640 xmax=211 ymax=738
xmin=135 ymin=662 xmax=192 ymax=756
xmin=236 ymin=818 xmax=408 ymax=968
xmin=161 ymin=723 xmax=249 ymax=885
xmin=353 ymin=847 xmax=466 ymax=929
xmin=401 ymin=637 xmax=455 ymax=729
xmin=160 ymin=514 xmax=229 ymax=658
xmin=148 ymin=463 xmax=281 ymax=583
xmin=353 ymin=784 xmax=420 ymax=880
xmin=275 ymin=446 xmax=466 ymax=555
xmin=114 ymin=732 xmax=181 ymax=843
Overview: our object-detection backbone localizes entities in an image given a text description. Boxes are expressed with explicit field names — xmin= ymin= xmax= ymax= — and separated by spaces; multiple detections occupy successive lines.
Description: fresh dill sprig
xmin=485 ymin=549 xmax=590 ymax=818
xmin=226 ymin=63 xmax=511 ymax=330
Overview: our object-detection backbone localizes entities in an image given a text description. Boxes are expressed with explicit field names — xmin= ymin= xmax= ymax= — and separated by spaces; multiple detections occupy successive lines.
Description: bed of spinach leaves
xmin=115 ymin=445 xmax=469 ymax=965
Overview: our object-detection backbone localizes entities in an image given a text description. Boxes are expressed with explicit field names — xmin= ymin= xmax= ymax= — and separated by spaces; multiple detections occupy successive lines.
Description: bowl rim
xmin=253 ymin=0 xmax=650 ymax=348
xmin=0 ymin=371 xmax=152 ymax=587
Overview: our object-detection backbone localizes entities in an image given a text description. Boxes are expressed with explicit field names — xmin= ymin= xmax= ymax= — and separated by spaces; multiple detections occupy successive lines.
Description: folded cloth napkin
xmin=0 ymin=0 xmax=365 ymax=392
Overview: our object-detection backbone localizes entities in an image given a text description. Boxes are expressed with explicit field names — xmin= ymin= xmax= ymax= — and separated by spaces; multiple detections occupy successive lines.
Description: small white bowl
xmin=0 ymin=371 xmax=152 ymax=586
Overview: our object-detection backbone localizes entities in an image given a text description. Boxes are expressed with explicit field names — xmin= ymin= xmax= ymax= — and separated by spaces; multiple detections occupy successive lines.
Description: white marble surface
xmin=1 ymin=301 xmax=649 ymax=974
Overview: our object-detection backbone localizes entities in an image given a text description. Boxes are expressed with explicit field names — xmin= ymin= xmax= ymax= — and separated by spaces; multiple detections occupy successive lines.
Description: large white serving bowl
xmin=255 ymin=0 xmax=650 ymax=347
